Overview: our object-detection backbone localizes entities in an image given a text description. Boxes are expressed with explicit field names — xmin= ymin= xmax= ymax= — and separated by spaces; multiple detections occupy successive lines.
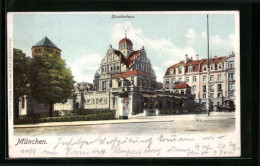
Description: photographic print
xmin=7 ymin=11 xmax=240 ymax=158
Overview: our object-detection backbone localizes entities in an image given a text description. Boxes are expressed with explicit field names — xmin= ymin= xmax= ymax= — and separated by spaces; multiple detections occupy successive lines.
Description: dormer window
xmin=210 ymin=65 xmax=215 ymax=70
xmin=188 ymin=66 xmax=193 ymax=72
xmin=203 ymin=65 xmax=207 ymax=71
xmin=170 ymin=69 xmax=174 ymax=75
xmin=218 ymin=64 xmax=222 ymax=70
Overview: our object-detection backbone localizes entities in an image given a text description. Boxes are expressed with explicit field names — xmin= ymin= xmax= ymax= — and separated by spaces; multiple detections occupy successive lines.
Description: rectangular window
xmin=172 ymin=77 xmax=175 ymax=84
xmin=218 ymin=93 xmax=221 ymax=97
xmin=203 ymin=85 xmax=206 ymax=92
xmin=229 ymin=73 xmax=235 ymax=81
xmin=210 ymin=65 xmax=214 ymax=70
xmin=218 ymin=84 xmax=222 ymax=91
xmin=185 ymin=77 xmax=189 ymax=83
xmin=178 ymin=67 xmax=182 ymax=74
xmin=229 ymin=92 xmax=234 ymax=97
xmin=203 ymin=93 xmax=206 ymax=98
xmin=166 ymin=79 xmax=169 ymax=85
xmin=210 ymin=85 xmax=214 ymax=92
xmin=170 ymin=69 xmax=174 ymax=75
xmin=228 ymin=61 xmax=234 ymax=68
xmin=192 ymin=85 xmax=196 ymax=92
xmin=102 ymin=81 xmax=107 ymax=90
xmin=188 ymin=66 xmax=193 ymax=72
xmin=229 ymin=83 xmax=235 ymax=90
xmin=210 ymin=93 xmax=214 ymax=98
xmin=178 ymin=78 xmax=182 ymax=82
xmin=218 ymin=64 xmax=222 ymax=70
xmin=210 ymin=75 xmax=214 ymax=81
xmin=218 ymin=74 xmax=222 ymax=81
xmin=193 ymin=76 xmax=197 ymax=82
xmin=203 ymin=76 xmax=207 ymax=83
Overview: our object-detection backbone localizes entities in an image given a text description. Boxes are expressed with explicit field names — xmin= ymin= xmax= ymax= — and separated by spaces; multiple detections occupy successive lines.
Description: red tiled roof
xmin=127 ymin=50 xmax=140 ymax=64
xmin=184 ymin=59 xmax=203 ymax=72
xmin=199 ymin=56 xmax=226 ymax=72
xmin=164 ymin=60 xmax=185 ymax=75
xmin=113 ymin=70 xmax=155 ymax=78
xmin=173 ymin=83 xmax=191 ymax=89
xmin=113 ymin=50 xmax=129 ymax=67
xmin=119 ymin=37 xmax=133 ymax=45
xmin=164 ymin=56 xmax=227 ymax=76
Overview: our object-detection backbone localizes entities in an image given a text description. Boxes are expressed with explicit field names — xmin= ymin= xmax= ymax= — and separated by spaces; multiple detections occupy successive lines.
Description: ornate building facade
xmin=163 ymin=52 xmax=236 ymax=110
xmin=93 ymin=36 xmax=156 ymax=91
xmin=54 ymin=36 xmax=194 ymax=116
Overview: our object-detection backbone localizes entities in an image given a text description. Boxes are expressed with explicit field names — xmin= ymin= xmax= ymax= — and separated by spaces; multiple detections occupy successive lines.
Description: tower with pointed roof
xmin=31 ymin=36 xmax=61 ymax=58
xmin=118 ymin=33 xmax=133 ymax=58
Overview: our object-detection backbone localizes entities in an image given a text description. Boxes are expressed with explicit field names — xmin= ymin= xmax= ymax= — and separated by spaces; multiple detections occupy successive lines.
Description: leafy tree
xmin=13 ymin=48 xmax=30 ymax=118
xmin=29 ymin=53 xmax=74 ymax=116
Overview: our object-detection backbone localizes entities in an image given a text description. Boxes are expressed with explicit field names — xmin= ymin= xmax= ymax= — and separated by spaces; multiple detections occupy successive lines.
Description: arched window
xmin=203 ymin=65 xmax=207 ymax=71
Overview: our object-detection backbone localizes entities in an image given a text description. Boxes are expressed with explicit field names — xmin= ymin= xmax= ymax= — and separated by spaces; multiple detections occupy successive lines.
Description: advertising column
xmin=118 ymin=89 xmax=128 ymax=119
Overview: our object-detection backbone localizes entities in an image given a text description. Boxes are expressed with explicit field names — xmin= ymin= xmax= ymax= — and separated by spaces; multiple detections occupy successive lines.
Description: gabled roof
xmin=113 ymin=50 xmax=130 ymax=67
xmin=119 ymin=37 xmax=133 ymax=45
xmin=127 ymin=50 xmax=140 ymax=64
xmin=112 ymin=70 xmax=155 ymax=79
xmin=32 ymin=37 xmax=60 ymax=50
xmin=173 ymin=83 xmax=191 ymax=89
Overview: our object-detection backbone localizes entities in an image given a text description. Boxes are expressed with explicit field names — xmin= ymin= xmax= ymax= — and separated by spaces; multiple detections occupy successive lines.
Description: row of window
xmin=202 ymin=91 xmax=235 ymax=99
xmin=135 ymin=64 xmax=151 ymax=73
xmin=101 ymin=79 xmax=155 ymax=90
xmin=119 ymin=43 xmax=132 ymax=50
xmin=101 ymin=63 xmax=120 ymax=72
xmin=169 ymin=61 xmax=234 ymax=75
xmin=166 ymin=73 xmax=235 ymax=85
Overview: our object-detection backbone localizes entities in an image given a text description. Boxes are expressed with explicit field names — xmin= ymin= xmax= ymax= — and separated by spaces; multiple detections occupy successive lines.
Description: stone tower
xmin=31 ymin=36 xmax=61 ymax=58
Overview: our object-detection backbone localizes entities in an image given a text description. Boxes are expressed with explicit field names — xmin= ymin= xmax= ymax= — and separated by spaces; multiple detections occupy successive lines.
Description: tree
xmin=29 ymin=53 xmax=74 ymax=117
xmin=13 ymin=48 xmax=30 ymax=118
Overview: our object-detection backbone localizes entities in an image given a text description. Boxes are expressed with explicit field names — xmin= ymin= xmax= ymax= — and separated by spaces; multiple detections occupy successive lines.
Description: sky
xmin=12 ymin=12 xmax=239 ymax=83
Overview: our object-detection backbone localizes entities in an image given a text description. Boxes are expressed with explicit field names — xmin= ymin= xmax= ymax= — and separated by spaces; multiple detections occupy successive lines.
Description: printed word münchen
xmin=15 ymin=138 xmax=47 ymax=146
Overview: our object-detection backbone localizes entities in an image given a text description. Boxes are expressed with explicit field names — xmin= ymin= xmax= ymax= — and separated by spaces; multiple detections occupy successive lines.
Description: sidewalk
xmin=13 ymin=112 xmax=235 ymax=128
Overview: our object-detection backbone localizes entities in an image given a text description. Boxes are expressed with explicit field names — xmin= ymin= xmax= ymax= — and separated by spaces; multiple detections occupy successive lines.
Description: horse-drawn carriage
xmin=217 ymin=100 xmax=235 ymax=112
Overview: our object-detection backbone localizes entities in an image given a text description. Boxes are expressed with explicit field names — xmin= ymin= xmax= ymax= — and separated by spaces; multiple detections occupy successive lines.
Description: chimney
xmin=185 ymin=54 xmax=188 ymax=63
xmin=196 ymin=54 xmax=199 ymax=60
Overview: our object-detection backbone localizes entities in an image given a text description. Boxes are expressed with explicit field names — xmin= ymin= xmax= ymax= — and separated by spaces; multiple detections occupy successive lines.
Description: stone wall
xmin=54 ymin=99 xmax=73 ymax=111
xmin=84 ymin=91 xmax=110 ymax=109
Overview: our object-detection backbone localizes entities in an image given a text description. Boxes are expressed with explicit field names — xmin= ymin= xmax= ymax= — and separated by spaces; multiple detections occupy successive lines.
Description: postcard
xmin=7 ymin=11 xmax=240 ymax=158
